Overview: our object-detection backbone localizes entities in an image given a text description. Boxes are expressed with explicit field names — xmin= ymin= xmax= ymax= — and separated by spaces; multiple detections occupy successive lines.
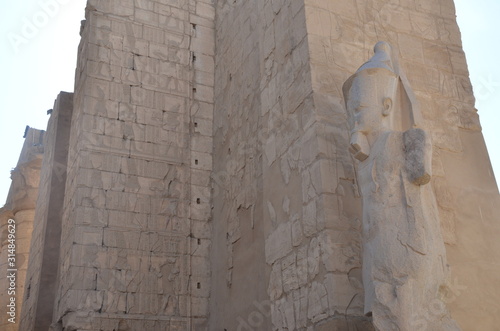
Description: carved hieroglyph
xmin=343 ymin=42 xmax=460 ymax=331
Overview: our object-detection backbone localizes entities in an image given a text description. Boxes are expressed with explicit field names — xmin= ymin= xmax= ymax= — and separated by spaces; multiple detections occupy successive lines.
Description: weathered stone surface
xmin=1 ymin=128 xmax=44 ymax=331
xmin=4 ymin=1 xmax=500 ymax=330
xmin=343 ymin=42 xmax=459 ymax=330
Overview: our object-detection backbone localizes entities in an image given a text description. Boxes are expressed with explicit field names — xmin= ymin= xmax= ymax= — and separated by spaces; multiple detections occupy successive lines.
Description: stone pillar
xmin=19 ymin=92 xmax=73 ymax=331
xmin=0 ymin=128 xmax=44 ymax=331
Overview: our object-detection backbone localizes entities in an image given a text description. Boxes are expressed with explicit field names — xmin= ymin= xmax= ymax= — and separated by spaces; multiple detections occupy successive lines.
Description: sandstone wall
xmin=0 ymin=128 xmax=44 ymax=331
xmin=211 ymin=0 xmax=371 ymax=329
xmin=302 ymin=0 xmax=500 ymax=329
xmin=19 ymin=92 xmax=73 ymax=331
xmin=51 ymin=1 xmax=214 ymax=329
xmin=211 ymin=0 xmax=500 ymax=330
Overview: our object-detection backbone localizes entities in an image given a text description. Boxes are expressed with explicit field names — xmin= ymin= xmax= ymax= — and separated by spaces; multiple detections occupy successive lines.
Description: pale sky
xmin=0 ymin=0 xmax=499 ymax=204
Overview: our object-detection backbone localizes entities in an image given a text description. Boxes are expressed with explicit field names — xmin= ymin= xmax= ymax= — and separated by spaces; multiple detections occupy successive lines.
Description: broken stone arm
xmin=403 ymin=127 xmax=432 ymax=185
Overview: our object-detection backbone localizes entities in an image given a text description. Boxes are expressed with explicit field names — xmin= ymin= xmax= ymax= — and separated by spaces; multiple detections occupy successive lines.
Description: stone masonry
xmin=0 ymin=0 xmax=498 ymax=330
xmin=1 ymin=128 xmax=44 ymax=330
xmin=20 ymin=92 xmax=73 ymax=331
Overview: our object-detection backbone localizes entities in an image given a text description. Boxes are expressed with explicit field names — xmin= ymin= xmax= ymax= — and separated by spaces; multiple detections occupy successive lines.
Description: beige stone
xmin=343 ymin=41 xmax=459 ymax=330
xmin=4 ymin=1 xmax=499 ymax=330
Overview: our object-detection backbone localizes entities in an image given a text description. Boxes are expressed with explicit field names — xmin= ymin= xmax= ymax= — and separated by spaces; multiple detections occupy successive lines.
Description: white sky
xmin=0 ymin=0 xmax=499 ymax=204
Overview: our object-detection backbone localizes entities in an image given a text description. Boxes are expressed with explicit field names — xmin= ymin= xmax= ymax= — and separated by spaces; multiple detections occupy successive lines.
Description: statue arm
xmin=403 ymin=128 xmax=432 ymax=185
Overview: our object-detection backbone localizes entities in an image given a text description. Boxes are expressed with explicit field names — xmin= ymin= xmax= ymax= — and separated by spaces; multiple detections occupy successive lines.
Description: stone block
xmin=281 ymin=252 xmax=299 ymax=293
xmin=74 ymin=187 xmax=106 ymax=209
xmin=87 ymin=0 xmax=134 ymax=16
xmin=191 ymin=135 xmax=213 ymax=153
xmin=81 ymin=113 xmax=105 ymax=135
xmin=110 ymin=19 xmax=143 ymax=38
xmin=302 ymin=200 xmax=318 ymax=237
xmin=134 ymin=55 xmax=160 ymax=73
xmin=307 ymin=281 xmax=328 ymax=323
xmin=135 ymin=8 xmax=159 ymax=26
xmin=190 ymin=101 xmax=214 ymax=120
xmin=191 ymin=220 xmax=211 ymax=239
xmin=268 ymin=262 xmax=283 ymax=300
xmin=103 ymin=228 xmax=141 ymax=249
xmin=191 ymin=237 xmax=210 ymax=258
xmin=324 ymin=273 xmax=362 ymax=315
xmin=136 ymin=106 xmax=164 ymax=126
xmin=84 ymin=77 xmax=110 ymax=100
xmin=73 ymin=225 xmax=103 ymax=246
xmin=156 ymin=92 xmax=186 ymax=113
xmin=74 ymin=206 xmax=108 ymax=227
xmin=131 ymin=86 xmax=156 ymax=108
xmin=196 ymin=2 xmax=215 ymax=19
xmin=191 ymin=277 xmax=210 ymax=298
xmin=193 ymin=83 xmax=214 ymax=103
xmin=108 ymin=210 xmax=147 ymax=229
xmin=61 ymin=289 xmax=104 ymax=314
xmin=102 ymin=291 xmax=127 ymax=313
xmin=88 ymin=43 xmax=111 ymax=63
xmin=88 ymin=27 xmax=124 ymax=50
xmin=319 ymin=229 xmax=361 ymax=273
xmin=127 ymin=293 xmax=161 ymax=315
xmin=191 ymin=151 xmax=212 ymax=171
xmin=194 ymin=70 xmax=214 ymax=87
xmin=191 ymin=169 xmax=211 ymax=187
xmin=87 ymin=60 xmax=114 ymax=82
xmin=265 ymin=222 xmax=293 ymax=264
xmin=190 ymin=14 xmax=215 ymax=29
xmin=191 ymin=25 xmax=215 ymax=56
xmin=67 ymin=267 xmax=98 ymax=290
xmin=193 ymin=116 xmax=213 ymax=137
xmin=69 ymin=244 xmax=100 ymax=268
xmin=165 ymin=31 xmax=190 ymax=49
xmin=191 ymin=200 xmax=211 ymax=221
xmin=191 ymin=256 xmax=210 ymax=277
xmin=121 ymin=67 xmax=142 ymax=86
xmin=159 ymin=15 xmax=185 ymax=34
xmin=110 ymin=82 xmax=132 ymax=103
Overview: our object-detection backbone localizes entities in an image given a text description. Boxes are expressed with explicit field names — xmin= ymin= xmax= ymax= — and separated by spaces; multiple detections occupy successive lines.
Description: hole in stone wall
xmin=196 ymin=198 xmax=201 ymax=204
xmin=192 ymin=54 xmax=197 ymax=63
xmin=197 ymin=282 xmax=201 ymax=289
xmin=192 ymin=87 xmax=197 ymax=93
xmin=194 ymin=122 xmax=198 ymax=127
xmin=195 ymin=159 xmax=199 ymax=165
xmin=198 ymin=238 xmax=201 ymax=245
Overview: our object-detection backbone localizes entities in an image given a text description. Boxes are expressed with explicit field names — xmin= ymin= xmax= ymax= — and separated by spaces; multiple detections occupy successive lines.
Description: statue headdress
xmin=342 ymin=41 xmax=422 ymax=131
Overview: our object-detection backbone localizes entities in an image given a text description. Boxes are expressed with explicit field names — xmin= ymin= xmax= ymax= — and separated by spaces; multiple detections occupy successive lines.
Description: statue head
xmin=343 ymin=42 xmax=399 ymax=161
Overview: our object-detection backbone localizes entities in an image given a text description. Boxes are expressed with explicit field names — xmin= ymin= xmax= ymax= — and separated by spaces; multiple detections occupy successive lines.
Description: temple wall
xmin=51 ymin=1 xmax=214 ymax=329
xmin=302 ymin=0 xmax=500 ymax=329
xmin=211 ymin=0 xmax=371 ymax=329
xmin=2 ymin=1 xmax=499 ymax=330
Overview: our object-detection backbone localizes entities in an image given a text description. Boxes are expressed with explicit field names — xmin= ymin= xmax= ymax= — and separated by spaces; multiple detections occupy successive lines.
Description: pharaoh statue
xmin=342 ymin=42 xmax=460 ymax=330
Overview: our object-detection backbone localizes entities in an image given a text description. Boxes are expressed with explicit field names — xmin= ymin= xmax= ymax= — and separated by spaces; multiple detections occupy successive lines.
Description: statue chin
xmin=350 ymin=132 xmax=370 ymax=161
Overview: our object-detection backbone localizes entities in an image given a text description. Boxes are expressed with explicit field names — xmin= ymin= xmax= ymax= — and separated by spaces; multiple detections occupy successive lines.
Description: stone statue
xmin=342 ymin=42 xmax=460 ymax=331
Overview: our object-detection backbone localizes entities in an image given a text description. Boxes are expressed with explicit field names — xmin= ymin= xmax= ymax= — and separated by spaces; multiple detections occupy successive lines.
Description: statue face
xmin=345 ymin=71 xmax=397 ymax=161
xmin=347 ymin=82 xmax=386 ymax=161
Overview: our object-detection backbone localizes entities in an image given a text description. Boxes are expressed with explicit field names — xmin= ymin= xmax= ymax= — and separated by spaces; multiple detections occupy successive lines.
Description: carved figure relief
xmin=342 ymin=42 xmax=460 ymax=331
